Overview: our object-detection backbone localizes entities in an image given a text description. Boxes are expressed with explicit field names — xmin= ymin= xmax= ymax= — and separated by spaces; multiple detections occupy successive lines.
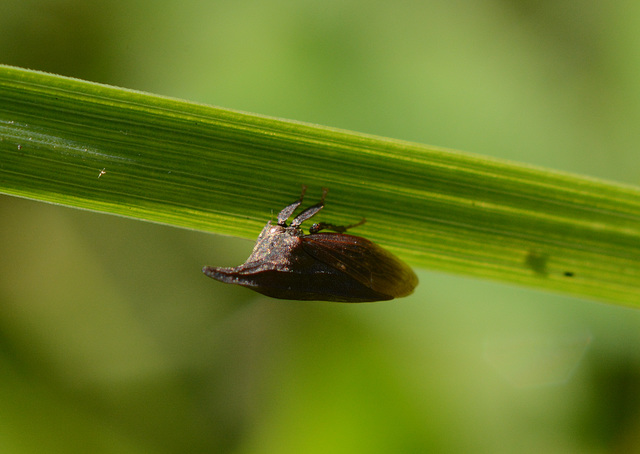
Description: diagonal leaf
xmin=1 ymin=65 xmax=639 ymax=306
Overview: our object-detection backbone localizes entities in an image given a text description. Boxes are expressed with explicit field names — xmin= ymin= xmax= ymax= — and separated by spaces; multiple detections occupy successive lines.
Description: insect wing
xmin=301 ymin=233 xmax=417 ymax=298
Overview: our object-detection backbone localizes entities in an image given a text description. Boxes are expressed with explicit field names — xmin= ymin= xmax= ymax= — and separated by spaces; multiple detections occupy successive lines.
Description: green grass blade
xmin=1 ymin=65 xmax=639 ymax=306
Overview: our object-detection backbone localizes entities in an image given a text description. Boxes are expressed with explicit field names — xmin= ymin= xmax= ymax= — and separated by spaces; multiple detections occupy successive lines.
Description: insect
xmin=203 ymin=187 xmax=418 ymax=302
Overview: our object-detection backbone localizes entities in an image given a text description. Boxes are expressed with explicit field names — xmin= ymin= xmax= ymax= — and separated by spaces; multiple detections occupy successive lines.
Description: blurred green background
xmin=2 ymin=0 xmax=640 ymax=452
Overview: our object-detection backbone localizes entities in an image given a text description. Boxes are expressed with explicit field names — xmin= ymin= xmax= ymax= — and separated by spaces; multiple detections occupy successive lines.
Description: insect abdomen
xmin=204 ymin=267 xmax=393 ymax=302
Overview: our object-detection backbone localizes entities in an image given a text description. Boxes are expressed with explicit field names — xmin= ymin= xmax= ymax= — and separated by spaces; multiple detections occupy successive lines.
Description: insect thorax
xmin=245 ymin=222 xmax=304 ymax=265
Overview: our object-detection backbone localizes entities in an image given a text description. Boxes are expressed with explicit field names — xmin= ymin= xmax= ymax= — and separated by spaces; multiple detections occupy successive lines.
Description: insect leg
xmin=309 ymin=218 xmax=366 ymax=234
xmin=290 ymin=187 xmax=328 ymax=228
xmin=277 ymin=185 xmax=307 ymax=226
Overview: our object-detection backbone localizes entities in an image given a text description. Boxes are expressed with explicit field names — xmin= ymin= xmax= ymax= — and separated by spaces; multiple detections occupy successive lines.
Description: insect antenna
xmin=277 ymin=185 xmax=307 ymax=226
xmin=290 ymin=188 xmax=328 ymax=228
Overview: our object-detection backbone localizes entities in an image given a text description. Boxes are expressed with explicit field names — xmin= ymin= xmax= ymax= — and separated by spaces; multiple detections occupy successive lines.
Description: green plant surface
xmin=1 ymin=64 xmax=639 ymax=306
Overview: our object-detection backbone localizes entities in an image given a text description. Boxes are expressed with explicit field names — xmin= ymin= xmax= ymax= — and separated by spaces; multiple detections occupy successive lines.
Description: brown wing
xmin=301 ymin=233 xmax=418 ymax=298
